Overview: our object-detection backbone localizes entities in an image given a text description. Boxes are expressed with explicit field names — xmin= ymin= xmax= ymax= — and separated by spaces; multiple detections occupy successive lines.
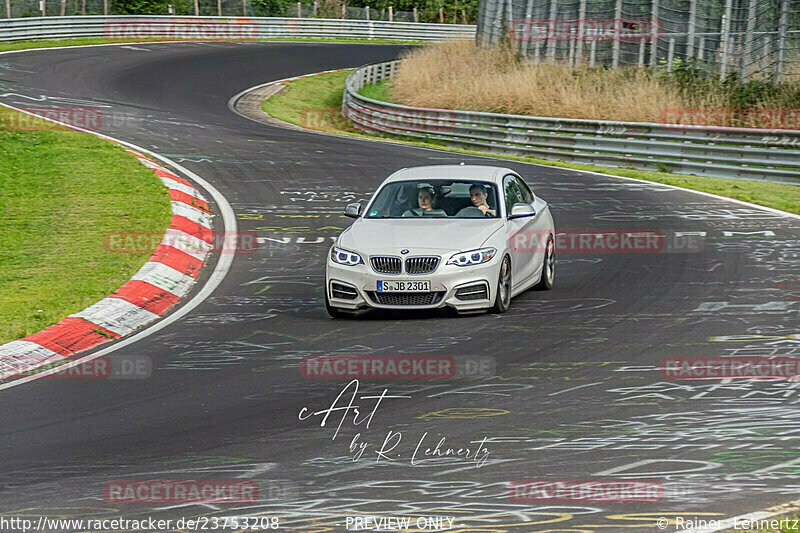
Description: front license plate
xmin=377 ymin=280 xmax=430 ymax=292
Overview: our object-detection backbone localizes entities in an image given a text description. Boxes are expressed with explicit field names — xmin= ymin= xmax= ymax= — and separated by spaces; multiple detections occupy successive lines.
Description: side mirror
xmin=509 ymin=203 xmax=536 ymax=219
xmin=344 ymin=202 xmax=362 ymax=219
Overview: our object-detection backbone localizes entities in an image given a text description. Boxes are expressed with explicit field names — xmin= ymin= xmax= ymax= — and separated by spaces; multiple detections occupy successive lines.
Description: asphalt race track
xmin=1 ymin=42 xmax=799 ymax=532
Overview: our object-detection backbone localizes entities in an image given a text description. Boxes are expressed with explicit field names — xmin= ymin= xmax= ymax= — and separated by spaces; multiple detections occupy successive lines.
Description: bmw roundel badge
xmin=400 ymin=249 xmax=409 ymax=254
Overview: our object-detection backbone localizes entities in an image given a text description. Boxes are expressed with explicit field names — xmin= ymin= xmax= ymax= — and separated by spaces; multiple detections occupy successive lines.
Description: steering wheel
xmin=456 ymin=206 xmax=487 ymax=218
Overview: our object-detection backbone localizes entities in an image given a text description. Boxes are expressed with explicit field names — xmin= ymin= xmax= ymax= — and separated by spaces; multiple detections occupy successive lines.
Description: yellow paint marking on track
xmin=240 ymin=328 xmax=348 ymax=343
xmin=417 ymin=408 xmax=510 ymax=419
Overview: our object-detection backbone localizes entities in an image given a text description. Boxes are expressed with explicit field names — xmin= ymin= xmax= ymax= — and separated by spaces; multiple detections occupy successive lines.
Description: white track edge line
xmin=231 ymin=74 xmax=800 ymax=222
xmin=0 ymin=103 xmax=237 ymax=391
xmin=0 ymin=40 xmax=411 ymax=59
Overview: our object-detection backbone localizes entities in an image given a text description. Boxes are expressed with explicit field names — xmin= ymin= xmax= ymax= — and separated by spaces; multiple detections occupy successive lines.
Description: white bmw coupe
xmin=325 ymin=165 xmax=555 ymax=317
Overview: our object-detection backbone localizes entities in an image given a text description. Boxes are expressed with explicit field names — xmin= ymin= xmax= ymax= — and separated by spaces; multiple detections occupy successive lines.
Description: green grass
xmin=0 ymin=36 xmax=422 ymax=54
xmin=264 ymin=70 xmax=360 ymax=132
xmin=262 ymin=70 xmax=800 ymax=215
xmin=358 ymin=79 xmax=393 ymax=101
xmin=0 ymin=108 xmax=172 ymax=343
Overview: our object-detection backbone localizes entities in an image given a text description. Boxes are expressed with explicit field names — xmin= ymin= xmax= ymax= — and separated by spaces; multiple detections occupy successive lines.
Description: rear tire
xmin=325 ymin=289 xmax=354 ymax=319
xmin=490 ymin=256 xmax=512 ymax=313
xmin=534 ymin=236 xmax=555 ymax=290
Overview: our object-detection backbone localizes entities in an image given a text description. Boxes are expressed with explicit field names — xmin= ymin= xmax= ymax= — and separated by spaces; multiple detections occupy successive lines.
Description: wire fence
xmin=285 ymin=2 xmax=471 ymax=23
xmin=476 ymin=0 xmax=800 ymax=82
xmin=3 ymin=0 xmax=472 ymax=22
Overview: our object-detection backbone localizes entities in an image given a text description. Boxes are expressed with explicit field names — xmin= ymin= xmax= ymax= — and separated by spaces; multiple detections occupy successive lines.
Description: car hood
xmin=338 ymin=218 xmax=504 ymax=255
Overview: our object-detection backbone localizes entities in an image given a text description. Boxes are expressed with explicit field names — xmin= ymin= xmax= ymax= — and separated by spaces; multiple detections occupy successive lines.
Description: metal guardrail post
xmin=575 ymin=0 xmax=586 ymax=64
xmin=612 ymin=0 xmax=622 ymax=69
xmin=518 ymin=0 xmax=534 ymax=56
xmin=775 ymin=0 xmax=788 ymax=84
xmin=649 ymin=0 xmax=658 ymax=67
xmin=638 ymin=38 xmax=646 ymax=66
xmin=687 ymin=0 xmax=696 ymax=57
xmin=546 ymin=0 xmax=557 ymax=62
xmin=667 ymin=37 xmax=675 ymax=70
xmin=719 ymin=0 xmax=733 ymax=80
xmin=742 ymin=0 xmax=756 ymax=80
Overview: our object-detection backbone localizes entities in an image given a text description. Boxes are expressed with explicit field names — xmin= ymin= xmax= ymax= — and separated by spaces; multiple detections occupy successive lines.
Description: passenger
xmin=402 ymin=187 xmax=447 ymax=217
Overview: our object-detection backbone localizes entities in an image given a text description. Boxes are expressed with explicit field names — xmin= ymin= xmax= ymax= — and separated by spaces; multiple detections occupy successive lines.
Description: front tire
xmin=534 ymin=235 xmax=555 ymax=290
xmin=490 ymin=256 xmax=512 ymax=313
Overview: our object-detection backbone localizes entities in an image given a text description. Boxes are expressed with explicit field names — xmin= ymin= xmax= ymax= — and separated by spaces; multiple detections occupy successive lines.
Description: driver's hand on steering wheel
xmin=478 ymin=204 xmax=495 ymax=216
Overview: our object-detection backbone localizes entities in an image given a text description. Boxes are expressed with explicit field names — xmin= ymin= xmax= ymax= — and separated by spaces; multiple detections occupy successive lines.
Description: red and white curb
xmin=0 ymin=150 xmax=214 ymax=380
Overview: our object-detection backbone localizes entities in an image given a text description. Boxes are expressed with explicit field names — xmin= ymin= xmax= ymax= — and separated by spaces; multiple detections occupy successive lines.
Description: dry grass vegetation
xmin=390 ymin=40 xmax=800 ymax=123
xmin=390 ymin=40 xmax=684 ymax=121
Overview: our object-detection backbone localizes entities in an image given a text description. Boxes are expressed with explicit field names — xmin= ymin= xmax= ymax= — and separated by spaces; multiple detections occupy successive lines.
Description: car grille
xmin=367 ymin=291 xmax=445 ymax=306
xmin=405 ymin=256 xmax=439 ymax=274
xmin=455 ymin=283 xmax=489 ymax=301
xmin=370 ymin=256 xmax=402 ymax=274
xmin=331 ymin=282 xmax=358 ymax=300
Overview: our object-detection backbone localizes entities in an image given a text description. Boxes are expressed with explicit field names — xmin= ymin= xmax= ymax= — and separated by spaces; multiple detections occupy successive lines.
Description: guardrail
xmin=0 ymin=15 xmax=475 ymax=42
xmin=343 ymin=60 xmax=800 ymax=183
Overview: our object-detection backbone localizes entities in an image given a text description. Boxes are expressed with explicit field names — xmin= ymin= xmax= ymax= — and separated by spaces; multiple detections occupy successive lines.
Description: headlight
xmin=331 ymin=246 xmax=363 ymax=266
xmin=447 ymin=247 xmax=497 ymax=266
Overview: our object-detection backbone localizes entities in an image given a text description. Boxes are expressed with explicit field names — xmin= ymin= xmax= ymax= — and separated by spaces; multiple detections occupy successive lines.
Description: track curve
xmin=1 ymin=41 xmax=799 ymax=532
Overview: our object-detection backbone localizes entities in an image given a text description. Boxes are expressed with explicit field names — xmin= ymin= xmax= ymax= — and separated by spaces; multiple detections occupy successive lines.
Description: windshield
xmin=365 ymin=180 xmax=500 ymax=219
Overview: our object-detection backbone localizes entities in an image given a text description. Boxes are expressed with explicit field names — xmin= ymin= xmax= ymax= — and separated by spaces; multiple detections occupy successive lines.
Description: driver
xmin=456 ymin=184 xmax=497 ymax=217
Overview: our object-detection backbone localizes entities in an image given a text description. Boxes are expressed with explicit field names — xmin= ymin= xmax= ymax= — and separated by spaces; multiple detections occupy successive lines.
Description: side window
xmin=517 ymin=177 xmax=534 ymax=204
xmin=503 ymin=175 xmax=522 ymax=214
xmin=505 ymin=174 xmax=533 ymax=214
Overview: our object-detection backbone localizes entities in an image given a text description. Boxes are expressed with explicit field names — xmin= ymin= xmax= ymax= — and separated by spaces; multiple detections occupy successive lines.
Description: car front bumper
xmin=326 ymin=257 xmax=500 ymax=312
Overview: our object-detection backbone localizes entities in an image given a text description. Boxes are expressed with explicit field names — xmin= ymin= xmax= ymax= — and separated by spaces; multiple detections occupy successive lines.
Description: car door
xmin=504 ymin=174 xmax=544 ymax=290
xmin=518 ymin=177 xmax=550 ymax=285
